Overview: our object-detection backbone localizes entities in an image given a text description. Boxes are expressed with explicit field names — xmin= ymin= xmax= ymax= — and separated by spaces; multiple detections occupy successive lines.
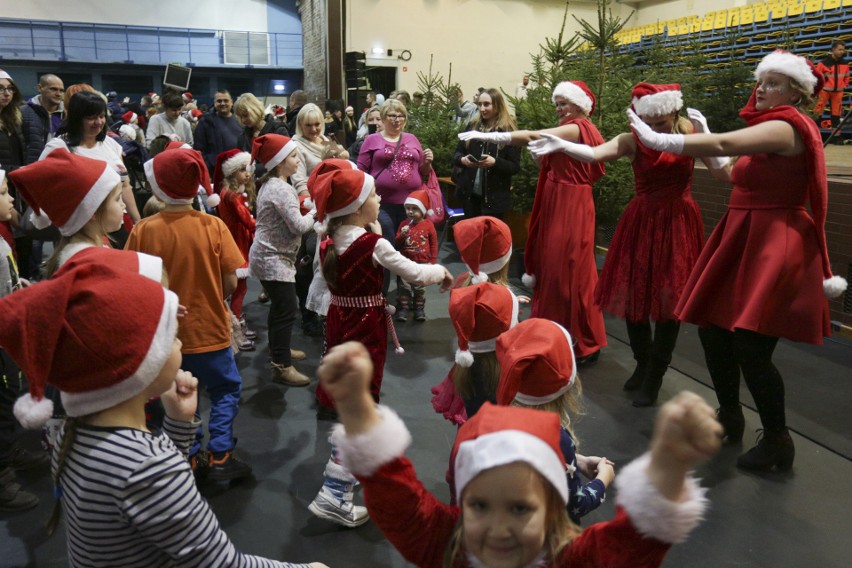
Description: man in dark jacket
xmin=20 ymin=74 xmax=64 ymax=165
xmin=285 ymin=90 xmax=308 ymax=136
xmin=193 ymin=89 xmax=243 ymax=174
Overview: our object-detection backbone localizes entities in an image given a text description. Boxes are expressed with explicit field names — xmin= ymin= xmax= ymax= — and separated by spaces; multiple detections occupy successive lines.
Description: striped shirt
xmin=51 ymin=417 xmax=310 ymax=568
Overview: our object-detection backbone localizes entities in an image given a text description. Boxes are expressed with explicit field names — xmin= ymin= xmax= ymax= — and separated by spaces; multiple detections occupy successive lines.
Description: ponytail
xmin=46 ymin=418 xmax=78 ymax=536
xmin=321 ymin=218 xmax=346 ymax=287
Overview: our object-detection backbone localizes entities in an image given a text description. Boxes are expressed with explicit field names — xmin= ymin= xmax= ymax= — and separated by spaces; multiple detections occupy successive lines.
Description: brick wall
xmin=297 ymin=0 xmax=327 ymax=109
xmin=691 ymin=166 xmax=852 ymax=329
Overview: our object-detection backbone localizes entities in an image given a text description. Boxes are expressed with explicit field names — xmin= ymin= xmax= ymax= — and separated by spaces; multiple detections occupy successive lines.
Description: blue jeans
xmin=181 ymin=347 xmax=242 ymax=455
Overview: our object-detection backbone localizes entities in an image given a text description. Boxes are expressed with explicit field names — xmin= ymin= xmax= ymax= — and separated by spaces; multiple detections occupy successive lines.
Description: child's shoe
xmin=207 ymin=450 xmax=253 ymax=481
xmin=290 ymin=348 xmax=307 ymax=361
xmin=271 ymin=362 xmax=310 ymax=387
xmin=395 ymin=295 xmax=411 ymax=322
xmin=308 ymin=462 xmax=369 ymax=528
xmin=190 ymin=451 xmax=209 ymax=479
xmin=238 ymin=316 xmax=257 ymax=340
xmin=237 ymin=337 xmax=256 ymax=351
xmin=0 ymin=467 xmax=39 ymax=512
xmin=413 ymin=297 xmax=426 ymax=322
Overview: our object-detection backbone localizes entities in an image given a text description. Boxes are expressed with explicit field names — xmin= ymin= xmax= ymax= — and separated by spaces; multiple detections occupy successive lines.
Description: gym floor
xmin=2 ymin=240 xmax=850 ymax=567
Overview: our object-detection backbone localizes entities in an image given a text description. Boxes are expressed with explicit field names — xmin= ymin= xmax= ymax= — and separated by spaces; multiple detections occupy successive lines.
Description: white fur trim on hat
xmin=455 ymin=430 xmax=568 ymax=504
xmin=61 ymin=290 xmax=179 ymax=417
xmin=513 ymin=322 xmax=576 ymax=405
xmin=470 ymin=272 xmax=488 ymax=284
xmin=136 ymin=252 xmax=164 ymax=282
xmin=0 ymin=70 xmax=11 ymax=80
xmin=0 ymin=169 xmax=5 ymax=187
xmin=60 ymin=165 xmax=122 ymax=237
xmin=222 ymin=152 xmax=252 ymax=178
xmin=327 ymin=174 xmax=375 ymax=219
xmin=455 ymin=349 xmax=475 ymax=367
xmin=477 ymin=246 xmax=512 ymax=276
xmin=824 ymin=275 xmax=848 ymax=299
xmin=633 ymin=90 xmax=684 ymax=117
xmin=755 ymin=50 xmax=817 ymax=95
xmin=404 ymin=195 xmax=428 ymax=215
xmin=206 ymin=193 xmax=221 ymax=208
xmin=28 ymin=208 xmax=52 ymax=230
xmin=265 ymin=140 xmax=298 ymax=171
xmin=522 ymin=273 xmax=536 ymax=289
xmin=552 ymin=82 xmax=593 ymax=115
xmin=144 ymin=159 xmax=194 ymax=205
xmin=332 ymin=405 xmax=412 ymax=477
xmin=615 ymin=452 xmax=709 ymax=544
xmin=13 ymin=393 xmax=55 ymax=429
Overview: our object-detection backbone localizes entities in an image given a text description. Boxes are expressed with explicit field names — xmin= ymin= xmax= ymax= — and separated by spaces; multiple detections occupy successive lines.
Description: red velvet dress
xmin=526 ymin=118 xmax=608 ymax=357
xmin=675 ymin=110 xmax=831 ymax=344
xmin=316 ymin=232 xmax=388 ymax=408
xmin=217 ymin=188 xmax=255 ymax=276
xmin=594 ymin=135 xmax=704 ymax=322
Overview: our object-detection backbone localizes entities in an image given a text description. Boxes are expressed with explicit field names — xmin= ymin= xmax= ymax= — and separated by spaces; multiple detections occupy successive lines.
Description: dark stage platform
xmin=2 ymin=240 xmax=850 ymax=567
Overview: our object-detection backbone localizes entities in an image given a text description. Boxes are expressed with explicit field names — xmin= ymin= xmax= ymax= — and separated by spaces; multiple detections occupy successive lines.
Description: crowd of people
xmin=0 ymin=44 xmax=847 ymax=568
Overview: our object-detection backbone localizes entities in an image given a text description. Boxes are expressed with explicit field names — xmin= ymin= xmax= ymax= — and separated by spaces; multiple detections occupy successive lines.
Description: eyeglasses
xmin=386 ymin=114 xmax=405 ymax=121
xmin=0 ymin=86 xmax=16 ymax=94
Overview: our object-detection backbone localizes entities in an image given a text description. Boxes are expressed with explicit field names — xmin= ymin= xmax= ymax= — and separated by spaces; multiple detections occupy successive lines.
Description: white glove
xmin=458 ymin=130 xmax=512 ymax=144
xmin=528 ymin=133 xmax=596 ymax=162
xmin=627 ymin=108 xmax=684 ymax=154
xmin=686 ymin=108 xmax=730 ymax=170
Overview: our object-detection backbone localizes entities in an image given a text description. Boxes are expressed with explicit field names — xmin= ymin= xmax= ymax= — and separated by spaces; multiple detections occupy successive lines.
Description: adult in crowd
xmin=45 ymin=91 xmax=141 ymax=236
xmin=145 ymin=90 xmax=193 ymax=148
xmin=454 ymin=88 xmax=478 ymax=124
xmin=342 ymin=106 xmax=358 ymax=147
xmin=347 ymin=105 xmax=382 ymax=164
xmin=105 ymin=91 xmax=124 ymax=123
xmin=452 ymin=88 xmax=520 ymax=220
xmin=812 ymin=39 xmax=848 ymax=143
xmin=193 ymin=89 xmax=242 ymax=173
xmin=291 ymin=103 xmax=348 ymax=194
xmin=516 ymin=75 xmax=531 ymax=99
xmin=0 ymin=70 xmax=27 ymax=274
xmin=358 ymin=99 xmax=433 ymax=247
xmin=285 ymin=90 xmax=308 ymax=137
xmin=459 ymin=81 xmax=607 ymax=364
xmin=21 ymin=73 xmax=64 ymax=165
xmin=629 ymin=50 xmax=847 ymax=471
xmin=235 ymin=93 xmax=290 ymax=155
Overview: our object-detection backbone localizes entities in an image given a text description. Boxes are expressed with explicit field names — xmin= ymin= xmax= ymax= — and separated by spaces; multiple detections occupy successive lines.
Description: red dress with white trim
xmin=217 ymin=187 xmax=255 ymax=276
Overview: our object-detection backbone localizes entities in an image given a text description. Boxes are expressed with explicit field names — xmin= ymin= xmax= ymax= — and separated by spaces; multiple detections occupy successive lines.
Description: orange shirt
xmin=126 ymin=210 xmax=244 ymax=354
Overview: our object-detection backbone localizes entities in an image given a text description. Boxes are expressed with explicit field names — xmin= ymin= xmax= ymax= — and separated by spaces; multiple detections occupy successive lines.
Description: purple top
xmin=357 ymin=132 xmax=425 ymax=205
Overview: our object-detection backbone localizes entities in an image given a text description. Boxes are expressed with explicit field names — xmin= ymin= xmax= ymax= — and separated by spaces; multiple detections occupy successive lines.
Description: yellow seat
xmin=676 ymin=16 xmax=688 ymax=26
xmin=690 ymin=19 xmax=702 ymax=33
xmin=788 ymin=1 xmax=804 ymax=15
xmin=804 ymin=0 xmax=823 ymax=12
xmin=714 ymin=10 xmax=728 ymax=29
xmin=755 ymin=4 xmax=771 ymax=20
xmin=701 ymin=14 xmax=714 ymax=31
xmin=677 ymin=24 xmax=690 ymax=36
xmin=656 ymin=22 xmax=667 ymax=34
xmin=728 ymin=11 xmax=741 ymax=26
xmin=823 ymin=0 xmax=840 ymax=9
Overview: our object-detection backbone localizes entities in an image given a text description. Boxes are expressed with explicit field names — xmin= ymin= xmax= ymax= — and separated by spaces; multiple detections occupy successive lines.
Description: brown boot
xmin=290 ymin=348 xmax=307 ymax=361
xmin=271 ymin=362 xmax=310 ymax=387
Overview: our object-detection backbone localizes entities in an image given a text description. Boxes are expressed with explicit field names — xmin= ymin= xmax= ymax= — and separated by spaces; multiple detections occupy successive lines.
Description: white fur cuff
xmin=331 ymin=405 xmax=412 ymax=477
xmin=615 ymin=452 xmax=709 ymax=544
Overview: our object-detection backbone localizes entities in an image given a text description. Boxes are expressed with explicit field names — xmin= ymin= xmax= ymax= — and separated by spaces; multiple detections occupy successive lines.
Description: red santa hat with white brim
xmin=145 ymin=146 xmax=219 ymax=207
xmin=450 ymin=283 xmax=519 ymax=367
xmin=54 ymin=245 xmax=164 ymax=284
xmin=453 ymin=216 xmax=513 ymax=284
xmin=311 ymin=168 xmax=375 ymax=227
xmin=551 ymin=80 xmax=596 ymax=116
xmin=451 ymin=403 xmax=568 ymax=505
xmin=0 ymin=264 xmax=179 ymax=428
xmin=8 ymin=146 xmax=121 ymax=237
xmin=755 ymin=49 xmax=821 ymax=96
xmin=122 ymin=111 xmax=138 ymax=124
xmin=213 ymin=149 xmax=253 ymax=194
xmin=404 ymin=189 xmax=433 ymax=216
xmin=631 ymin=83 xmax=684 ymax=117
xmin=496 ymin=318 xmax=578 ymax=407
xmin=251 ymin=133 xmax=298 ymax=172
xmin=306 ymin=158 xmax=358 ymax=214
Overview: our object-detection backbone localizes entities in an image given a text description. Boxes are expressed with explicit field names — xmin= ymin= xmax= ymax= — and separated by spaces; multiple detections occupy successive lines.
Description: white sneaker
xmin=308 ymin=487 xmax=369 ymax=528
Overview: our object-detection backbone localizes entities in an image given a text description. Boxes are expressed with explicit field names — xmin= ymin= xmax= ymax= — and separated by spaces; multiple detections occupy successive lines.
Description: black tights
xmin=698 ymin=326 xmax=785 ymax=433
xmin=261 ymin=281 xmax=298 ymax=366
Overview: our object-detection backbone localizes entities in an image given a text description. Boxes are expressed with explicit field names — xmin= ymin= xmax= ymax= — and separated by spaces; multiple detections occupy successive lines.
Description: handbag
xmin=422 ymin=169 xmax=446 ymax=224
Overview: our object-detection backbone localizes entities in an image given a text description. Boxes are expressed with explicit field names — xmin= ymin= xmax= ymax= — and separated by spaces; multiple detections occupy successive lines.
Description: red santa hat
xmin=0 ymin=264 xmax=179 ymax=428
xmin=306 ymin=158 xmax=358 ymax=211
xmin=631 ymin=83 xmax=683 ymax=117
xmin=53 ymin=246 xmax=164 ymax=284
xmin=189 ymin=109 xmax=203 ymax=121
xmin=450 ymin=402 xmax=568 ymax=504
xmin=145 ymin=147 xmax=219 ymax=207
xmin=122 ymin=111 xmax=138 ymax=124
xmin=496 ymin=318 xmax=578 ymax=407
xmin=213 ymin=149 xmax=252 ymax=194
xmin=311 ymin=168 xmax=374 ymax=223
xmin=404 ymin=189 xmax=433 ymax=216
xmin=272 ymin=105 xmax=287 ymax=118
xmin=551 ymin=80 xmax=596 ymax=116
xmin=450 ymin=283 xmax=519 ymax=367
xmin=453 ymin=216 xmax=513 ymax=284
xmin=182 ymin=91 xmax=193 ymax=103
xmin=164 ymin=140 xmax=192 ymax=151
xmin=251 ymin=133 xmax=297 ymax=172
xmin=7 ymin=147 xmax=121 ymax=237
xmin=755 ymin=49 xmax=823 ymax=96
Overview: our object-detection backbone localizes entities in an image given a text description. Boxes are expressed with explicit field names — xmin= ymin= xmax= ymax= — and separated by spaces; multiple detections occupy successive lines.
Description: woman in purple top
xmin=357 ymin=99 xmax=433 ymax=250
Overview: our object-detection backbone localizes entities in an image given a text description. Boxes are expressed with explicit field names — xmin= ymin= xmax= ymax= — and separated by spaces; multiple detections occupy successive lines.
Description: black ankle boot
xmin=632 ymin=364 xmax=664 ymax=407
xmin=623 ymin=359 xmax=648 ymax=391
xmin=716 ymin=406 xmax=745 ymax=444
xmin=624 ymin=321 xmax=652 ymax=391
xmin=737 ymin=429 xmax=795 ymax=472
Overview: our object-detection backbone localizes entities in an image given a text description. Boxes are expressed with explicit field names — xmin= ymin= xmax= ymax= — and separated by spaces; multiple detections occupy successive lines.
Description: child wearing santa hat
xmin=0 ymin=264 xmax=326 ymax=567
xmin=496 ymin=318 xmax=614 ymax=525
xmin=317 ymin=340 xmax=720 ymax=568
xmin=247 ymin=134 xmax=315 ymax=386
xmin=394 ymin=188 xmax=438 ymax=321
xmin=527 ymin=82 xmax=727 ymax=408
xmin=126 ymin=147 xmax=251 ymax=481
xmin=214 ymin=149 xmax=257 ymax=350
xmin=306 ymin=167 xmax=452 ymax=528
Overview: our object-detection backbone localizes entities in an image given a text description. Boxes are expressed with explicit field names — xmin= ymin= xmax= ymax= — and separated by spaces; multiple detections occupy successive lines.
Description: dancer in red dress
xmin=459 ymin=81 xmax=607 ymax=362
xmin=630 ymin=50 xmax=847 ymax=471
xmin=529 ymin=83 xmax=728 ymax=407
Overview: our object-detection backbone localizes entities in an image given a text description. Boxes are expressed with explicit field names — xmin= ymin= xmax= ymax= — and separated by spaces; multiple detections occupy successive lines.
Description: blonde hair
xmin=224 ymin=165 xmax=257 ymax=210
xmin=444 ymin=464 xmax=580 ymax=567
xmin=788 ymin=76 xmax=815 ymax=110
xmin=142 ymin=195 xmax=165 ymax=218
xmin=511 ymin=377 xmax=584 ymax=445
xmin=296 ymin=103 xmax=325 ymax=137
xmin=234 ymin=93 xmax=265 ymax=128
xmin=458 ymin=262 xmax=509 ymax=287
xmin=379 ymin=99 xmax=408 ymax=122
